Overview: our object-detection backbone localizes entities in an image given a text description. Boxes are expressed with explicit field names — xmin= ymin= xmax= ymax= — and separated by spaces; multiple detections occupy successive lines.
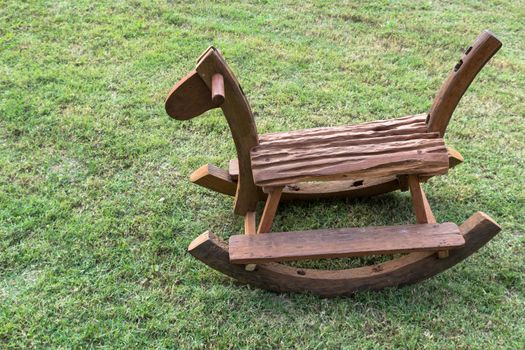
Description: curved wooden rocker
xmin=167 ymin=31 xmax=502 ymax=295
xmin=189 ymin=212 xmax=499 ymax=297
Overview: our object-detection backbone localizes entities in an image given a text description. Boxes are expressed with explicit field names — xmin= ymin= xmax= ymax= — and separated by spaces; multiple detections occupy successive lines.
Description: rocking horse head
xmin=165 ymin=46 xmax=252 ymax=120
xmin=166 ymin=47 xmax=220 ymax=120
xmin=165 ymin=47 xmax=260 ymax=215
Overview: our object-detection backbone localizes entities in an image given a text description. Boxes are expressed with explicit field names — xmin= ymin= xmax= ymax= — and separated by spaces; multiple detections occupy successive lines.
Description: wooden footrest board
xmin=229 ymin=223 xmax=464 ymax=264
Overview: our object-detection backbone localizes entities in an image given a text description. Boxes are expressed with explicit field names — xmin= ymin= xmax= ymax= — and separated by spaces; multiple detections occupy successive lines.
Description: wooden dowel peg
xmin=211 ymin=73 xmax=225 ymax=106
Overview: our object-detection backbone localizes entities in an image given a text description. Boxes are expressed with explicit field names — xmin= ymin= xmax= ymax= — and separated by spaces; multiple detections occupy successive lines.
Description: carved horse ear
xmin=165 ymin=69 xmax=216 ymax=120
xmin=165 ymin=47 xmax=227 ymax=120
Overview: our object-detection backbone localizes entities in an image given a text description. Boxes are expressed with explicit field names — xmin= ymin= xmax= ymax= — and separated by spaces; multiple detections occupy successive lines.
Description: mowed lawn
xmin=1 ymin=1 xmax=524 ymax=348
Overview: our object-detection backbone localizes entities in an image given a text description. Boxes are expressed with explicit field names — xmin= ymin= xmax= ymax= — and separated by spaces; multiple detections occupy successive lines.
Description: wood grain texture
xmin=427 ymin=30 xmax=502 ymax=136
xmin=420 ymin=147 xmax=464 ymax=182
xmin=250 ymin=114 xmax=449 ymax=187
xmin=188 ymin=212 xmax=501 ymax=297
xmin=258 ymin=114 xmax=428 ymax=143
xmin=230 ymin=144 xmax=462 ymax=184
xmin=196 ymin=48 xmax=260 ymax=215
xmin=229 ymin=223 xmax=463 ymax=264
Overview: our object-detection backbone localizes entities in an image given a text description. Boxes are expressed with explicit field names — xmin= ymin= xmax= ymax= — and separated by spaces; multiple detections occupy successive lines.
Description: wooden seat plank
xmin=250 ymin=114 xmax=449 ymax=187
xmin=229 ymin=223 xmax=464 ymax=264
xmin=258 ymin=114 xmax=427 ymax=142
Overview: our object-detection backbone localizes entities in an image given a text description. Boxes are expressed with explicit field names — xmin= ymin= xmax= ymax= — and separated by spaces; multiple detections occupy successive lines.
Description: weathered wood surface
xmin=250 ymin=114 xmax=449 ymax=187
xmin=229 ymin=223 xmax=463 ymax=264
xmin=230 ymin=146 xmax=462 ymax=183
xmin=427 ymin=30 xmax=502 ymax=136
xmin=188 ymin=211 xmax=501 ymax=297
xmin=225 ymin=145 xmax=462 ymax=199
xmin=195 ymin=47 xmax=260 ymax=215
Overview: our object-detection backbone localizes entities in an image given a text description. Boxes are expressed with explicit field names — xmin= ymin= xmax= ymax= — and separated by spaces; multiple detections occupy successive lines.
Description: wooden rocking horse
xmin=166 ymin=31 xmax=502 ymax=297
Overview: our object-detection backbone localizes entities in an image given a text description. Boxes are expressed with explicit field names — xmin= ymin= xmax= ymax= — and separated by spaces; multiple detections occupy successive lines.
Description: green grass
xmin=1 ymin=0 xmax=524 ymax=348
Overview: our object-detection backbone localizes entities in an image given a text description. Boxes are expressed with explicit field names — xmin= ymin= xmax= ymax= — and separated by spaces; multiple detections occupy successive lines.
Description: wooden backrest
xmin=427 ymin=31 xmax=502 ymax=136
xmin=166 ymin=47 xmax=260 ymax=215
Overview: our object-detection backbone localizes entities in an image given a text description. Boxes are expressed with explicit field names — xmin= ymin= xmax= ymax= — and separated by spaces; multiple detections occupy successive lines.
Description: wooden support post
xmin=407 ymin=175 xmax=448 ymax=259
xmin=244 ymin=211 xmax=256 ymax=235
xmin=257 ymin=187 xmax=283 ymax=234
xmin=244 ymin=211 xmax=257 ymax=271
xmin=408 ymin=175 xmax=436 ymax=224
